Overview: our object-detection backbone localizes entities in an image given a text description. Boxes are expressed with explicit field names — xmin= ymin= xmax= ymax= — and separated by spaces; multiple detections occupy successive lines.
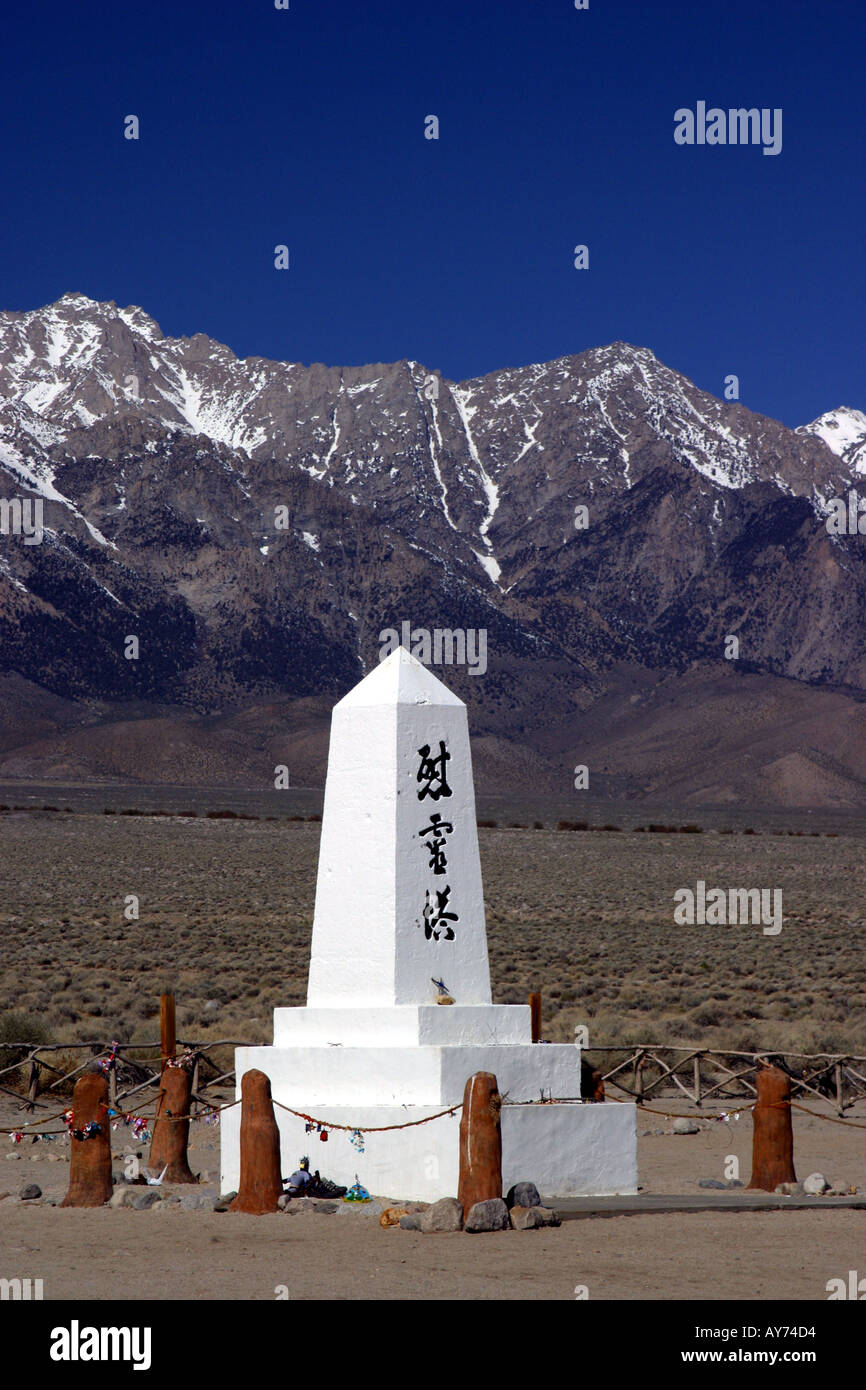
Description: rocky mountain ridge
xmin=0 ymin=293 xmax=864 ymax=805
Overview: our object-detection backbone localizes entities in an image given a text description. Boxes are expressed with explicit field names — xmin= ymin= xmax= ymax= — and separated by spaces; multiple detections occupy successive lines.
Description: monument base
xmin=220 ymin=1009 xmax=637 ymax=1200
xmin=220 ymin=1095 xmax=637 ymax=1202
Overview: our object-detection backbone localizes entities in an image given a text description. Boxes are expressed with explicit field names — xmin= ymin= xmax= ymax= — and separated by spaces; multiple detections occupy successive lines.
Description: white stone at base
xmin=273 ymin=1004 xmax=532 ymax=1048
xmin=233 ymin=1040 xmax=583 ymax=1108
xmin=219 ymin=1099 xmax=637 ymax=1202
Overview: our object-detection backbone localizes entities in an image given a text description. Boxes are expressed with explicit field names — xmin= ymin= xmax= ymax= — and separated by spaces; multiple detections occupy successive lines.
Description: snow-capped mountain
xmin=1 ymin=293 xmax=864 ymax=804
xmin=797 ymin=407 xmax=866 ymax=476
xmin=0 ymin=293 xmax=851 ymax=584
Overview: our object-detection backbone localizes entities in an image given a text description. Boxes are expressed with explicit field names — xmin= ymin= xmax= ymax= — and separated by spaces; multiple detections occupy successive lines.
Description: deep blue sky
xmin=1 ymin=0 xmax=863 ymax=427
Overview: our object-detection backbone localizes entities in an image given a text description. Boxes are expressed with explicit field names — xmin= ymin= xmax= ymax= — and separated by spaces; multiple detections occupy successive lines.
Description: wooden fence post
xmin=229 ymin=1070 xmax=282 ymax=1214
xmin=693 ymin=1054 xmax=702 ymax=1107
xmin=457 ymin=1072 xmax=503 ymax=1215
xmin=747 ymin=1064 xmax=796 ymax=1192
xmin=160 ymin=993 xmax=176 ymax=1072
xmin=149 ymin=1063 xmax=197 ymax=1182
xmin=633 ymin=1049 xmax=645 ymax=1105
xmin=60 ymin=1071 xmax=113 ymax=1207
xmin=26 ymin=1058 xmax=40 ymax=1112
xmin=191 ymin=1055 xmax=200 ymax=1116
xmin=529 ymin=992 xmax=542 ymax=1043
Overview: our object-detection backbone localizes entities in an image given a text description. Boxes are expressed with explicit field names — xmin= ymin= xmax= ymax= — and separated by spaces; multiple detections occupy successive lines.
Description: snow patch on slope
xmin=0 ymin=438 xmax=114 ymax=548
xmin=450 ymin=384 xmax=501 ymax=582
xmin=798 ymin=408 xmax=866 ymax=474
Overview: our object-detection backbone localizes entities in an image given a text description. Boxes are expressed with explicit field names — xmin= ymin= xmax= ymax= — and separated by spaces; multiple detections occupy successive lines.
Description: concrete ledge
xmin=553 ymin=1193 xmax=866 ymax=1219
xmin=235 ymin=1041 xmax=582 ymax=1106
xmin=272 ymin=1004 xmax=532 ymax=1048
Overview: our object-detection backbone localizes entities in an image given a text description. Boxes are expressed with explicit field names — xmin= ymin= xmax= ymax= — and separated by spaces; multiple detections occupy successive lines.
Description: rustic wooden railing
xmin=583 ymin=1046 xmax=866 ymax=1115
xmin=3 ymin=1038 xmax=864 ymax=1117
xmin=3 ymin=993 xmax=863 ymax=1119
xmin=0 ymin=1037 xmax=249 ymax=1114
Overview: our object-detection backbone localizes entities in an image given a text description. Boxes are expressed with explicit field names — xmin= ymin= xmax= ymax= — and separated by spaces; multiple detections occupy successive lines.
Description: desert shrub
xmin=0 ymin=1010 xmax=54 ymax=1047
xmin=52 ymin=1004 xmax=80 ymax=1024
xmin=689 ymin=1004 xmax=728 ymax=1027
xmin=124 ymin=996 xmax=152 ymax=1021
xmin=0 ymin=1010 xmax=56 ymax=1090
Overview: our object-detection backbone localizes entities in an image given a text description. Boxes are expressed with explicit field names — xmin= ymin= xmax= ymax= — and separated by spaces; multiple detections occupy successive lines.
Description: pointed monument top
xmin=336 ymin=646 xmax=465 ymax=711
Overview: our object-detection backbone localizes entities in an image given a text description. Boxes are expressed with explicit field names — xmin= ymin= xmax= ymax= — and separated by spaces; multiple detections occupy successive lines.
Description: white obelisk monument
xmin=221 ymin=647 xmax=636 ymax=1199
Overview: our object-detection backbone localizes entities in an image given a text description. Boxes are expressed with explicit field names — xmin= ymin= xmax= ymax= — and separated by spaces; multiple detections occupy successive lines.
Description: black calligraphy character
xmin=416 ymin=741 xmax=452 ymax=801
xmin=418 ymin=811 xmax=454 ymax=874
xmin=421 ymin=884 xmax=458 ymax=941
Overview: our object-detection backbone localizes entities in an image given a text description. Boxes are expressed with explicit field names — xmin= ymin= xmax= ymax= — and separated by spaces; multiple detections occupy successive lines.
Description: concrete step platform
xmin=551 ymin=1192 xmax=866 ymax=1218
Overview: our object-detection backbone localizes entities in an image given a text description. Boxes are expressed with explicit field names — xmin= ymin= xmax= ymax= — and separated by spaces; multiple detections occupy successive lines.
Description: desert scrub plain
xmin=0 ymin=797 xmax=864 ymax=1063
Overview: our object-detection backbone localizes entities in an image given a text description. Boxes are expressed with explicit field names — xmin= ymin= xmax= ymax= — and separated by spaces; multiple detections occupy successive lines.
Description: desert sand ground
xmin=1 ymin=1098 xmax=863 ymax=1301
xmin=2 ymin=1203 xmax=863 ymax=1302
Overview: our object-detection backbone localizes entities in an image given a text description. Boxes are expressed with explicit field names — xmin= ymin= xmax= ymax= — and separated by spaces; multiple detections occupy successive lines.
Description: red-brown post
xmin=60 ymin=1071 xmax=113 ymax=1208
xmin=229 ymin=1069 xmax=283 ymax=1215
xmin=529 ymin=992 xmax=542 ymax=1043
xmin=747 ymin=1064 xmax=796 ymax=1191
xmin=160 ymin=993 xmax=176 ymax=1072
xmin=148 ymin=1063 xmax=197 ymax=1183
xmin=457 ymin=1072 xmax=503 ymax=1214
